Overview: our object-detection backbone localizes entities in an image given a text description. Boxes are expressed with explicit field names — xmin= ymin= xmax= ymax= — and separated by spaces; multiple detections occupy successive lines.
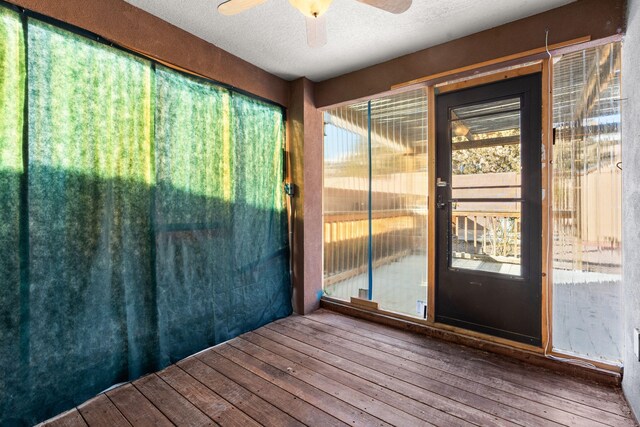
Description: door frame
xmin=322 ymin=47 xmax=624 ymax=372
xmin=434 ymin=73 xmax=542 ymax=345
xmin=426 ymin=60 xmax=553 ymax=352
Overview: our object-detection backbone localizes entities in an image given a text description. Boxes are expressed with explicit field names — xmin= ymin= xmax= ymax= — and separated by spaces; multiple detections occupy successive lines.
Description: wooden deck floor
xmin=41 ymin=309 xmax=637 ymax=427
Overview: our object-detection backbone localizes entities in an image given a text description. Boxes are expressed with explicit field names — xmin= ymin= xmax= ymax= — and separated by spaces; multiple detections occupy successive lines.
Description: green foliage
xmin=452 ymin=145 xmax=521 ymax=175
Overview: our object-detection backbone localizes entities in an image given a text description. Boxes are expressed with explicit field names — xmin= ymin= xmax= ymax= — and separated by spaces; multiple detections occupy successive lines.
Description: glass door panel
xmin=448 ymin=97 xmax=523 ymax=276
xmin=370 ymin=89 xmax=428 ymax=317
xmin=451 ymin=201 xmax=521 ymax=276
xmin=435 ymin=74 xmax=542 ymax=345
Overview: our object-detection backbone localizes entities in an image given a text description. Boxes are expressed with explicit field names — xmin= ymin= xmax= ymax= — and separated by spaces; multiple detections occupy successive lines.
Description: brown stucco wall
xmin=288 ymin=78 xmax=323 ymax=314
xmin=315 ymin=0 xmax=626 ymax=108
xmin=7 ymin=0 xmax=290 ymax=106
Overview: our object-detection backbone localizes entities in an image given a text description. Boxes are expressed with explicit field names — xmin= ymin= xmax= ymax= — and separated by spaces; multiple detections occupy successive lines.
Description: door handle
xmin=437 ymin=194 xmax=447 ymax=209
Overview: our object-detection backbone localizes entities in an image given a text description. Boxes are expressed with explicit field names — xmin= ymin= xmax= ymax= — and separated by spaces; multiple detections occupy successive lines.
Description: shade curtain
xmin=154 ymin=67 xmax=233 ymax=364
xmin=229 ymin=93 xmax=290 ymax=338
xmin=25 ymin=17 xmax=156 ymax=422
xmin=0 ymin=5 xmax=25 ymax=423
xmin=0 ymin=9 xmax=291 ymax=425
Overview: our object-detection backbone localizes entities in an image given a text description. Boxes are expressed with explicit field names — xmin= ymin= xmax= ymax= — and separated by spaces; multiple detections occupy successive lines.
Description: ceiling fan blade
xmin=306 ymin=15 xmax=327 ymax=48
xmin=356 ymin=0 xmax=412 ymax=14
xmin=217 ymin=0 xmax=267 ymax=16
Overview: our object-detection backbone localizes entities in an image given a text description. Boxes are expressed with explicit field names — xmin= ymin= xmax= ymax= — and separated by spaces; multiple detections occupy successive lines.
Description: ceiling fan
xmin=217 ymin=0 xmax=412 ymax=48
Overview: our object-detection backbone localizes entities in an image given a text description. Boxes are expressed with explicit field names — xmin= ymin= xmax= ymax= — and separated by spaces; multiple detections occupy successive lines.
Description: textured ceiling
xmin=123 ymin=0 xmax=575 ymax=81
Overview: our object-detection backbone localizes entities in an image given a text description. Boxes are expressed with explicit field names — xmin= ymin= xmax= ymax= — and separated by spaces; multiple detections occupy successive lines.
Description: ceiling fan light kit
xmin=217 ymin=0 xmax=412 ymax=47
xmin=289 ymin=0 xmax=334 ymax=17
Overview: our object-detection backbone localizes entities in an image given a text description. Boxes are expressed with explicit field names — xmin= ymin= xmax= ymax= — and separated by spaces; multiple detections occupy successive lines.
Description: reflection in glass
xmin=449 ymin=97 xmax=522 ymax=276
xmin=452 ymin=97 xmax=521 ymax=119
xmin=322 ymin=102 xmax=370 ymax=302
xmin=451 ymin=202 xmax=521 ymax=275
xmin=552 ymin=43 xmax=622 ymax=362
xmin=322 ymin=90 xmax=429 ymax=318
xmin=370 ymin=90 xmax=428 ymax=317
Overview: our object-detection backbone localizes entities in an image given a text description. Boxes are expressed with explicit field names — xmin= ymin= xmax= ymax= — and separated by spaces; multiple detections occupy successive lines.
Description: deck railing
xmin=451 ymin=211 xmax=521 ymax=261
xmin=323 ymin=209 xmax=523 ymax=285
xmin=323 ymin=210 xmax=425 ymax=285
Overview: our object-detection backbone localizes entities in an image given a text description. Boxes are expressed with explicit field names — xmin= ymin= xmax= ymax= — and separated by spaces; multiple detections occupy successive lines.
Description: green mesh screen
xmin=227 ymin=93 xmax=290 ymax=337
xmin=0 ymin=6 xmax=24 ymax=424
xmin=0 ymin=10 xmax=290 ymax=426
xmin=154 ymin=67 xmax=233 ymax=365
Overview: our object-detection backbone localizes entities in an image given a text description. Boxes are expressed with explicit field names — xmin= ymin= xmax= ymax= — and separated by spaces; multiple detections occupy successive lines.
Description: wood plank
xmin=178 ymin=357 xmax=304 ymax=427
xmin=229 ymin=335 xmax=433 ymax=427
xmin=391 ymin=36 xmax=591 ymax=90
xmin=106 ymin=383 xmax=173 ymax=427
xmin=310 ymin=309 xmax=631 ymax=415
xmin=306 ymin=311 xmax=635 ymax=426
xmin=245 ymin=329 xmax=494 ymax=427
xmin=195 ymin=348 xmax=347 ymax=427
xmin=213 ymin=343 xmax=391 ymax=427
xmin=133 ymin=374 xmax=214 ymax=426
xmin=263 ymin=322 xmax=528 ymax=426
xmin=437 ymin=63 xmax=543 ymax=94
xmin=427 ymin=85 xmax=436 ymax=322
xmin=541 ymin=56 xmax=553 ymax=357
xmin=273 ymin=318 xmax=586 ymax=426
xmin=291 ymin=316 xmax=629 ymax=426
xmin=320 ymin=298 xmax=622 ymax=385
xmin=158 ymin=364 xmax=261 ymax=427
xmin=349 ymin=297 xmax=378 ymax=310
xmin=40 ymin=409 xmax=87 ymax=427
xmin=77 ymin=394 xmax=131 ymax=427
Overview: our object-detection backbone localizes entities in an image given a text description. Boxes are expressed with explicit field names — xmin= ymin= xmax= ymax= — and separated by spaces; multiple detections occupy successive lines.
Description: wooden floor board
xmin=197 ymin=348 xmax=347 ymax=427
xmin=271 ymin=319 xmax=588 ymax=426
xmin=40 ymin=409 xmax=88 ymax=427
xmin=307 ymin=310 xmax=633 ymax=425
xmin=244 ymin=329 xmax=489 ymax=427
xmin=134 ymin=374 xmax=214 ymax=426
xmin=105 ymin=383 xmax=173 ymax=427
xmin=241 ymin=330 xmax=478 ymax=427
xmin=77 ymin=394 xmax=131 ymax=427
xmin=290 ymin=316 xmax=626 ymax=426
xmin=40 ymin=310 xmax=638 ymax=427
xmin=213 ymin=343 xmax=391 ymax=427
xmin=177 ymin=357 xmax=303 ymax=427
xmin=158 ymin=365 xmax=261 ymax=427
xmin=297 ymin=314 xmax=634 ymax=426
xmin=229 ymin=336 xmax=432 ymax=426
xmin=309 ymin=310 xmax=629 ymax=412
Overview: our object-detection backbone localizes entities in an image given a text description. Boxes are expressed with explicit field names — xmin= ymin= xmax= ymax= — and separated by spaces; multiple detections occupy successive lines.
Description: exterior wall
xmin=622 ymin=0 xmax=640 ymax=418
xmin=6 ymin=0 xmax=289 ymax=106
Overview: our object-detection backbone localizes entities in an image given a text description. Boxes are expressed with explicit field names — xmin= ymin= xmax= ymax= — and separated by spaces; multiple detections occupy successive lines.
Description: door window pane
xmin=449 ymin=97 xmax=522 ymax=276
xmin=451 ymin=201 xmax=521 ymax=276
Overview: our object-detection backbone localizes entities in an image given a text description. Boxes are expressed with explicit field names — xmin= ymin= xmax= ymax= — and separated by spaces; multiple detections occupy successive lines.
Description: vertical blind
xmin=552 ymin=43 xmax=622 ymax=362
xmin=0 ymin=8 xmax=290 ymax=425
xmin=322 ymin=89 xmax=429 ymax=318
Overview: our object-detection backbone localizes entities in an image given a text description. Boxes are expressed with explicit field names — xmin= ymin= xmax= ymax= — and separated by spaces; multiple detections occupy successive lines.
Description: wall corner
xmin=288 ymin=78 xmax=323 ymax=315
